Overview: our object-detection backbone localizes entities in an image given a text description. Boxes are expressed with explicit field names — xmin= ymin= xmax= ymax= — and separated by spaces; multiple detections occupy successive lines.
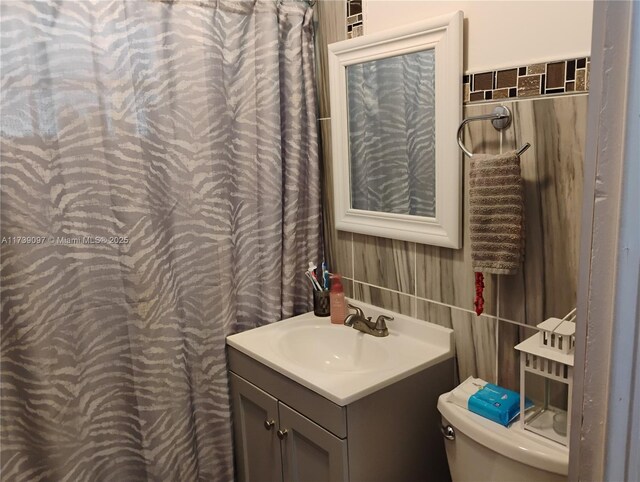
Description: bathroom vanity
xmin=226 ymin=302 xmax=455 ymax=482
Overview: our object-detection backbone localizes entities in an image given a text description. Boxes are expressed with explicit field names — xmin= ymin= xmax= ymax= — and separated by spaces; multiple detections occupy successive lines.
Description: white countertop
xmin=226 ymin=300 xmax=454 ymax=406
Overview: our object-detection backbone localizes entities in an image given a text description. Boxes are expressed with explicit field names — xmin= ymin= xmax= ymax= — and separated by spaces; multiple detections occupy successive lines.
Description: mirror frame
xmin=328 ymin=11 xmax=463 ymax=248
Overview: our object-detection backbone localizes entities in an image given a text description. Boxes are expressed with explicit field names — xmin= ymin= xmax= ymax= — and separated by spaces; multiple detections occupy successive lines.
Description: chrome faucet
xmin=344 ymin=304 xmax=393 ymax=337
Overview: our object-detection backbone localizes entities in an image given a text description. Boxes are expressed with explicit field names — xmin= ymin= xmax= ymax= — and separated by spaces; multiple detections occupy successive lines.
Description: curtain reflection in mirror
xmin=347 ymin=49 xmax=436 ymax=217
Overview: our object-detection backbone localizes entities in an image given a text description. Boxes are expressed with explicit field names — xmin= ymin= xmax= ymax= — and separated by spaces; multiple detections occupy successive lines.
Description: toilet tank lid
xmin=437 ymin=393 xmax=569 ymax=476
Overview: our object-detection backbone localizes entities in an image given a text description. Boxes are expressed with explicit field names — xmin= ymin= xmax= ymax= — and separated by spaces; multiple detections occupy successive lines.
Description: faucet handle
xmin=375 ymin=314 xmax=394 ymax=330
xmin=348 ymin=304 xmax=365 ymax=318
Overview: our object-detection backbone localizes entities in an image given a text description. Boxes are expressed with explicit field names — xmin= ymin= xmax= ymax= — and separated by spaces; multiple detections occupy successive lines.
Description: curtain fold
xmin=0 ymin=1 xmax=321 ymax=480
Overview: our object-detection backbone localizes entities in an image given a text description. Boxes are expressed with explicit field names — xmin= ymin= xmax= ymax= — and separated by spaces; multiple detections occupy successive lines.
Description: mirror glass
xmin=346 ymin=49 xmax=436 ymax=217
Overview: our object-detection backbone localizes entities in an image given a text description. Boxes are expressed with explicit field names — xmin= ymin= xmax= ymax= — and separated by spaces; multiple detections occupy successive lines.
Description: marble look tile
xmin=416 ymin=103 xmax=498 ymax=316
xmin=518 ymin=75 xmax=542 ymax=97
xmin=315 ymin=0 xmax=346 ymax=118
xmin=416 ymin=299 xmax=497 ymax=383
xmin=342 ymin=276 xmax=354 ymax=298
xmin=497 ymin=322 xmax=539 ymax=392
xmin=352 ymin=234 xmax=415 ymax=294
xmin=586 ymin=61 xmax=590 ymax=90
xmin=319 ymin=120 xmax=352 ymax=278
xmin=497 ymin=321 xmax=520 ymax=391
xmin=493 ymin=88 xmax=510 ymax=99
xmin=472 ymin=72 xmax=494 ymax=91
xmin=335 ymin=231 xmax=352 ymax=278
xmin=416 ymin=299 xmax=454 ymax=330
xmin=496 ymin=69 xmax=517 ymax=89
xmin=527 ymin=63 xmax=546 ymax=75
xmin=352 ymin=283 xmax=413 ymax=317
xmin=498 ymin=95 xmax=587 ymax=326
xmin=546 ymin=61 xmax=566 ymax=89
xmin=575 ymin=69 xmax=586 ymax=91
xmin=348 ymin=0 xmax=362 ymax=16
xmin=466 ymin=311 xmax=497 ymax=384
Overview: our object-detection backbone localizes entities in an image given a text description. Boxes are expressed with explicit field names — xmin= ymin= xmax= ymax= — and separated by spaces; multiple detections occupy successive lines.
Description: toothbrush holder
xmin=313 ymin=290 xmax=331 ymax=317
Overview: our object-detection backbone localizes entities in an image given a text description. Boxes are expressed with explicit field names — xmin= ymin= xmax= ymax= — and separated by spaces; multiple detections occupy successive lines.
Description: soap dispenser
xmin=329 ymin=274 xmax=347 ymax=325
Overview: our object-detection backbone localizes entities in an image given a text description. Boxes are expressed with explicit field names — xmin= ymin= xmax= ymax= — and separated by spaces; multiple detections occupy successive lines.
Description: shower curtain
xmin=0 ymin=0 xmax=321 ymax=480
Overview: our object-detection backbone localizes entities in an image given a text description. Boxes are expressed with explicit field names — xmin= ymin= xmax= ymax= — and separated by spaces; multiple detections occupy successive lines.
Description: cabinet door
xmin=279 ymin=402 xmax=348 ymax=482
xmin=230 ymin=373 xmax=283 ymax=482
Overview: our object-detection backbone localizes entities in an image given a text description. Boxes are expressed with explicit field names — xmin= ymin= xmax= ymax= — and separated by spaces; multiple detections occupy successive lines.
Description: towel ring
xmin=457 ymin=106 xmax=531 ymax=158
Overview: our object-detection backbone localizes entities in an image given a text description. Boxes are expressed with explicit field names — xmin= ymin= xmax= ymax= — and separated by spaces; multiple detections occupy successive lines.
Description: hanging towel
xmin=469 ymin=150 xmax=525 ymax=293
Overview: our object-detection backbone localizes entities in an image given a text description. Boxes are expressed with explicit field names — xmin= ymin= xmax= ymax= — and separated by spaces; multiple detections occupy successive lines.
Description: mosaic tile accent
xmin=464 ymin=57 xmax=590 ymax=103
xmin=348 ymin=0 xmax=362 ymax=16
xmin=346 ymin=0 xmax=364 ymax=38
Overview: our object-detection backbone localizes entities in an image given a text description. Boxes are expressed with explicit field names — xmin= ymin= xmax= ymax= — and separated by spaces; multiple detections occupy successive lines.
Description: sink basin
xmin=226 ymin=299 xmax=454 ymax=406
xmin=277 ymin=324 xmax=390 ymax=372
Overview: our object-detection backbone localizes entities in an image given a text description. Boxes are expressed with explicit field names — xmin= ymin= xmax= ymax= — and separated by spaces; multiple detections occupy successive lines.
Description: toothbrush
xmin=305 ymin=271 xmax=321 ymax=291
xmin=310 ymin=271 xmax=322 ymax=289
xmin=305 ymin=271 xmax=319 ymax=290
xmin=321 ymin=261 xmax=329 ymax=290
xmin=307 ymin=262 xmax=323 ymax=290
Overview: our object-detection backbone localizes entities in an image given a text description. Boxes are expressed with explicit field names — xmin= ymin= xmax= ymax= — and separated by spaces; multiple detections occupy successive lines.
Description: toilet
xmin=437 ymin=392 xmax=569 ymax=482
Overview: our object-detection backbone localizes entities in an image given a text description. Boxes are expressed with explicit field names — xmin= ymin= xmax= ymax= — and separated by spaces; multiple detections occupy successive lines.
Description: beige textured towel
xmin=469 ymin=150 xmax=524 ymax=275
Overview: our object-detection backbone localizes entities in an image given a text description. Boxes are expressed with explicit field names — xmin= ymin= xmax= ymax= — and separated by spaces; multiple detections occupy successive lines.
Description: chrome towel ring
xmin=457 ymin=105 xmax=531 ymax=158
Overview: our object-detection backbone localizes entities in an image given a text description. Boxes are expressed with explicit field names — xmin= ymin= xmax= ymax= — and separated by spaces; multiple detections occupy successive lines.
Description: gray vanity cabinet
xmin=230 ymin=372 xmax=347 ymax=482
xmin=228 ymin=346 xmax=453 ymax=482
xmin=229 ymin=373 xmax=283 ymax=482
xmin=279 ymin=403 xmax=348 ymax=482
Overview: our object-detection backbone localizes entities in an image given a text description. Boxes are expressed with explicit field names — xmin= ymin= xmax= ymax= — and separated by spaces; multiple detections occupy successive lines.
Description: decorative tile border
xmin=464 ymin=57 xmax=590 ymax=103
xmin=346 ymin=0 xmax=363 ymax=38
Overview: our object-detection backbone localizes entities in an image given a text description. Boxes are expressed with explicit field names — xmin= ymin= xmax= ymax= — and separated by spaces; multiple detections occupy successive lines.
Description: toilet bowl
xmin=437 ymin=393 xmax=569 ymax=482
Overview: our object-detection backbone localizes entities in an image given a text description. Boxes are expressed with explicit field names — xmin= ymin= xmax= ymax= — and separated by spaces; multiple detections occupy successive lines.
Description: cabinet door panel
xmin=279 ymin=402 xmax=347 ymax=482
xmin=230 ymin=373 xmax=282 ymax=482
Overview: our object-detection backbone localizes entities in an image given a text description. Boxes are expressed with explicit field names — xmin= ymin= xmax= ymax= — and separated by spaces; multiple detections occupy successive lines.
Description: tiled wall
xmin=346 ymin=0 xmax=364 ymax=38
xmin=315 ymin=1 xmax=587 ymax=389
xmin=464 ymin=58 xmax=591 ymax=103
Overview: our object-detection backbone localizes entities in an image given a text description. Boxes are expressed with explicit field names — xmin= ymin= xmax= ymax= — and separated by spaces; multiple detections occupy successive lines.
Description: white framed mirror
xmin=328 ymin=11 xmax=463 ymax=248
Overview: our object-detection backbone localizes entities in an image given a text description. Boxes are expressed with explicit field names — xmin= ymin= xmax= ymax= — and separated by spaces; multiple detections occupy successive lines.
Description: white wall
xmin=363 ymin=0 xmax=593 ymax=72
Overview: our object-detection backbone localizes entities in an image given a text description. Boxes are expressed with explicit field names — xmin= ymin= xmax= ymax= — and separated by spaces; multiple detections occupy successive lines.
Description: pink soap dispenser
xmin=330 ymin=274 xmax=347 ymax=324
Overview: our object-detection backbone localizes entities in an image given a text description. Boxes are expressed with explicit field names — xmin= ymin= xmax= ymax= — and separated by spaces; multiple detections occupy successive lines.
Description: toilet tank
xmin=437 ymin=393 xmax=569 ymax=482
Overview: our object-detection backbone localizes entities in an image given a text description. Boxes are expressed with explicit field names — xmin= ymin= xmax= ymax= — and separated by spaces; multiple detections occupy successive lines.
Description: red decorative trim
xmin=474 ymin=272 xmax=485 ymax=316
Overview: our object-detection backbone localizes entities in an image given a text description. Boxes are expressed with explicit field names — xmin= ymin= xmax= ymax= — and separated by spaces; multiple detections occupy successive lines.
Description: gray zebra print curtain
xmin=348 ymin=50 xmax=436 ymax=217
xmin=0 ymin=0 xmax=321 ymax=480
